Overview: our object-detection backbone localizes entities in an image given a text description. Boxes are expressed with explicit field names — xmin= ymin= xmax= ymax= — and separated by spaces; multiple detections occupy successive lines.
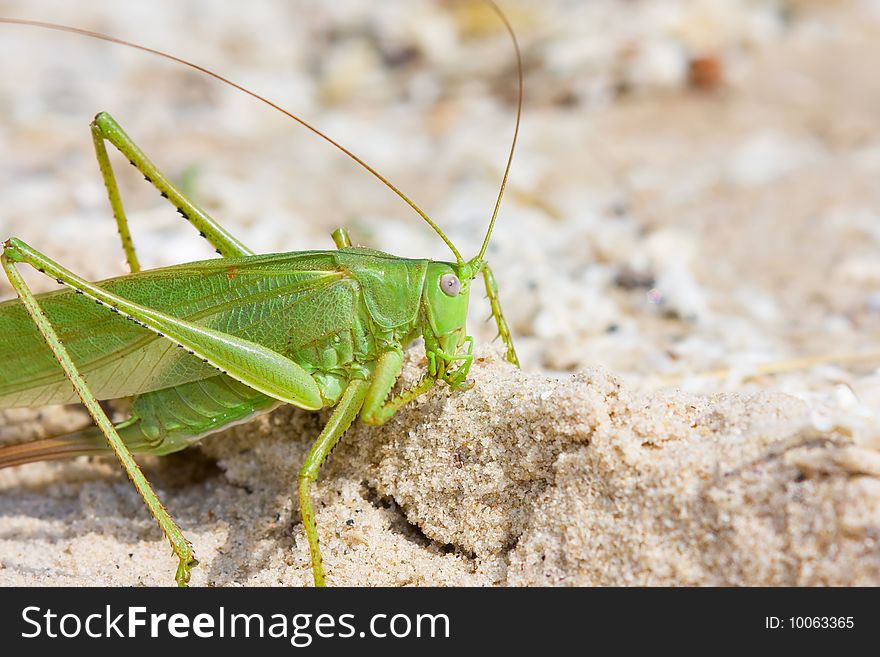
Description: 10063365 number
xmin=789 ymin=617 xmax=854 ymax=629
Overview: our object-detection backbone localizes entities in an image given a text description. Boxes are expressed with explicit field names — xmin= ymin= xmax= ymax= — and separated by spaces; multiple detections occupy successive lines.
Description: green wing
xmin=0 ymin=251 xmax=355 ymax=408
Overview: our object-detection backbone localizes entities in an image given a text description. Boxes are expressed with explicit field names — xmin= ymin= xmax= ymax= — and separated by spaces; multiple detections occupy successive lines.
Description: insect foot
xmin=175 ymin=550 xmax=200 ymax=587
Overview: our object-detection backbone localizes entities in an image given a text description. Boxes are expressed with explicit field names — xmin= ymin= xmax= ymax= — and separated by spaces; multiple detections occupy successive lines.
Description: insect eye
xmin=439 ymin=273 xmax=461 ymax=297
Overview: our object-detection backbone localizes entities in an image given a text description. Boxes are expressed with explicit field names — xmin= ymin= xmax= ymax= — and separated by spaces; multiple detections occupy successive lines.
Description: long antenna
xmin=477 ymin=0 xmax=523 ymax=262
xmin=0 ymin=16 xmax=464 ymax=262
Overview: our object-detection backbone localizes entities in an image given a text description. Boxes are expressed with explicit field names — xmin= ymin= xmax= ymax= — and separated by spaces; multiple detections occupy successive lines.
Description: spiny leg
xmin=90 ymin=111 xmax=252 ymax=272
xmin=2 ymin=237 xmax=322 ymax=409
xmin=1 ymin=243 xmax=198 ymax=586
xmin=482 ymin=263 xmax=519 ymax=366
xmin=299 ymin=378 xmax=370 ymax=586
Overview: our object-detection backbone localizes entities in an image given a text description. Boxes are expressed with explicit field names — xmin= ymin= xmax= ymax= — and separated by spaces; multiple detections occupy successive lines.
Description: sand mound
xmin=1 ymin=349 xmax=877 ymax=586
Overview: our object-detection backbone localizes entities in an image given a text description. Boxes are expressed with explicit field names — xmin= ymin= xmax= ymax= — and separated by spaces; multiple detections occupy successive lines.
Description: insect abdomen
xmin=125 ymin=375 xmax=280 ymax=455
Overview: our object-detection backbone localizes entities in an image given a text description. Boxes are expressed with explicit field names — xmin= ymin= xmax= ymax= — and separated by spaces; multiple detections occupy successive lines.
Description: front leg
xmin=361 ymin=350 xmax=436 ymax=426
xmin=481 ymin=263 xmax=519 ymax=366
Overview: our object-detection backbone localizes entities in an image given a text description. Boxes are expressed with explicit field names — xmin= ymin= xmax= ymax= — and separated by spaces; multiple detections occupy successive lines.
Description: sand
xmin=2 ymin=349 xmax=878 ymax=586
xmin=1 ymin=0 xmax=879 ymax=586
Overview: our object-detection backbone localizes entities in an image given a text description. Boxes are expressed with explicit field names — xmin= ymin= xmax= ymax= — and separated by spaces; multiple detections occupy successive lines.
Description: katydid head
xmin=420 ymin=251 xmax=516 ymax=389
xmin=421 ymin=261 xmax=474 ymax=389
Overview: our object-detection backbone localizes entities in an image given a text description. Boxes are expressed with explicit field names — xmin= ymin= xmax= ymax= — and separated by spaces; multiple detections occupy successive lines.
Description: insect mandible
xmin=0 ymin=2 xmax=521 ymax=587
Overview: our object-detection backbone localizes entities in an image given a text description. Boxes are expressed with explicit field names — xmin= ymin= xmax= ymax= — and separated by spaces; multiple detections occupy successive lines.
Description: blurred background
xmin=2 ymin=0 xmax=880 ymax=428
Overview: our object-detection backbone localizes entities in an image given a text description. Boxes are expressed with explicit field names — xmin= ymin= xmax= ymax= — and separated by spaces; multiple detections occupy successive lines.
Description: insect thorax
xmin=285 ymin=250 xmax=430 ymax=406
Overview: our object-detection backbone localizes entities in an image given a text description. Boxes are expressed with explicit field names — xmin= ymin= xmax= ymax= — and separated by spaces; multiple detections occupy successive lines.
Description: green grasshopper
xmin=0 ymin=4 xmax=521 ymax=587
